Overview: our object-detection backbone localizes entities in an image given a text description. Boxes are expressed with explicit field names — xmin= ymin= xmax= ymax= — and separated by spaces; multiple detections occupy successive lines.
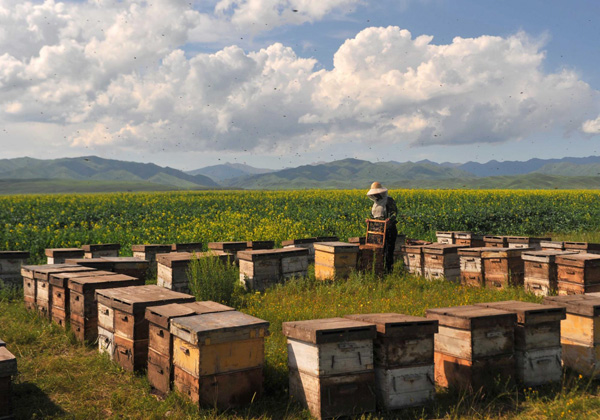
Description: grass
xmin=3 ymin=268 xmax=600 ymax=419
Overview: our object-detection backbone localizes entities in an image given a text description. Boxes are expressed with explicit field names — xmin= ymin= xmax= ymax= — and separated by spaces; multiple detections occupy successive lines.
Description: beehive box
xmin=45 ymin=248 xmax=85 ymax=264
xmin=95 ymin=285 xmax=195 ymax=372
xmin=157 ymin=251 xmax=232 ymax=293
xmin=21 ymin=264 xmax=68 ymax=311
xmin=246 ymin=241 xmax=275 ymax=250
xmin=482 ymin=247 xmax=529 ymax=290
xmin=131 ymin=244 xmax=172 ymax=272
xmin=171 ymin=243 xmax=203 ymax=253
xmin=422 ymin=244 xmax=465 ymax=282
xmin=507 ymin=236 xmax=550 ymax=249
xmin=65 ymin=257 xmax=115 ymax=271
xmin=523 ymin=250 xmax=578 ymax=296
xmin=344 ymin=313 xmax=438 ymax=410
xmin=556 ymin=253 xmax=600 ymax=295
xmin=0 ymin=251 xmax=29 ymax=288
xmin=454 ymin=232 xmax=485 ymax=247
xmin=483 ymin=235 xmax=509 ymax=248
xmin=401 ymin=244 xmax=427 ymax=276
xmin=82 ymin=243 xmax=121 ymax=259
xmin=171 ymin=311 xmax=269 ymax=409
xmin=541 ymin=241 xmax=565 ymax=251
xmin=145 ymin=301 xmax=234 ymax=395
xmin=101 ymin=257 xmax=149 ymax=280
xmin=426 ymin=305 xmax=517 ymax=391
xmin=357 ymin=245 xmax=384 ymax=275
xmin=475 ymin=301 xmax=565 ymax=386
xmin=0 ymin=344 xmax=17 ymax=420
xmin=436 ymin=231 xmax=454 ymax=244
xmin=69 ymin=274 xmax=143 ymax=343
xmin=543 ymin=295 xmax=600 ymax=377
xmin=458 ymin=247 xmax=490 ymax=288
xmin=238 ymin=248 xmax=309 ymax=292
xmin=282 ymin=317 xmax=377 ymax=420
xmin=564 ymin=242 xmax=600 ymax=254
xmin=314 ymin=242 xmax=359 ymax=280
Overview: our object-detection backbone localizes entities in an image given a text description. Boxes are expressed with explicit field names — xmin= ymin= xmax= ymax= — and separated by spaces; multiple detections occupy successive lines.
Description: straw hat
xmin=367 ymin=181 xmax=387 ymax=196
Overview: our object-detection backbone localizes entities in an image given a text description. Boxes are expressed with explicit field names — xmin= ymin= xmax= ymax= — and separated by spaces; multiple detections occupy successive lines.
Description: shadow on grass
xmin=12 ymin=381 xmax=65 ymax=419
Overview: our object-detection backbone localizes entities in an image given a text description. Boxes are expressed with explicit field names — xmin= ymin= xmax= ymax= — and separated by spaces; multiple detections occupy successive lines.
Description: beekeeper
xmin=367 ymin=182 xmax=398 ymax=272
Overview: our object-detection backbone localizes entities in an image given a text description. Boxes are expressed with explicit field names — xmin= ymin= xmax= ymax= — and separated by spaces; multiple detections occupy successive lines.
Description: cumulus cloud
xmin=0 ymin=0 xmax=598 ymax=157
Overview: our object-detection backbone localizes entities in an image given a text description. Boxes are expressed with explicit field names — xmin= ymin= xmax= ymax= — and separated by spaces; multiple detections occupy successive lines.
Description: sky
xmin=1 ymin=0 xmax=600 ymax=171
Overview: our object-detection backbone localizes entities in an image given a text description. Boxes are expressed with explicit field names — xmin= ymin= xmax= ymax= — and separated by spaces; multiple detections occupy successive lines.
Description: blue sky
xmin=0 ymin=0 xmax=599 ymax=170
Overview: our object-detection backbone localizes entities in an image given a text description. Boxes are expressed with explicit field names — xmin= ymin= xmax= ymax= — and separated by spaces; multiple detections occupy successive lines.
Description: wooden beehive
xmin=282 ymin=317 xmax=377 ymax=420
xmin=44 ymin=248 xmax=85 ymax=264
xmin=95 ymin=285 xmax=195 ymax=372
xmin=82 ymin=243 xmax=121 ymax=259
xmin=246 ymin=241 xmax=275 ymax=250
xmin=540 ymin=240 xmax=565 ymax=251
xmin=357 ymin=245 xmax=384 ymax=275
xmin=238 ymin=248 xmax=309 ymax=292
xmin=401 ymin=244 xmax=427 ymax=276
xmin=481 ymin=247 xmax=529 ymax=290
xmin=344 ymin=313 xmax=438 ymax=410
xmin=426 ymin=305 xmax=517 ymax=391
xmin=144 ymin=301 xmax=234 ymax=395
xmin=65 ymin=257 xmax=114 ymax=271
xmin=131 ymin=244 xmax=172 ymax=273
xmin=171 ymin=243 xmax=203 ymax=253
xmin=556 ymin=253 xmax=600 ymax=295
xmin=0 ymin=344 xmax=17 ymax=420
xmin=157 ymin=251 xmax=232 ymax=293
xmin=543 ymin=295 xmax=600 ymax=377
xmin=171 ymin=311 xmax=269 ymax=409
xmin=475 ymin=301 xmax=565 ymax=386
xmin=314 ymin=242 xmax=359 ymax=280
xmin=207 ymin=241 xmax=248 ymax=262
xmin=101 ymin=257 xmax=149 ymax=280
xmin=435 ymin=231 xmax=454 ymax=244
xmin=454 ymin=232 xmax=485 ymax=247
xmin=422 ymin=244 xmax=465 ymax=282
xmin=366 ymin=219 xmax=387 ymax=248
xmin=282 ymin=238 xmax=318 ymax=263
xmin=0 ymin=251 xmax=29 ymax=288
xmin=564 ymin=242 xmax=600 ymax=254
xmin=458 ymin=247 xmax=490 ymax=288
xmin=507 ymin=236 xmax=550 ymax=249
xmin=483 ymin=235 xmax=509 ymax=248
xmin=522 ymin=250 xmax=578 ymax=296
xmin=68 ymin=274 xmax=143 ymax=343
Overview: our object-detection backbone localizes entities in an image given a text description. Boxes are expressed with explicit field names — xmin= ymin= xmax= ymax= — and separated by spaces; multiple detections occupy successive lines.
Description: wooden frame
xmin=366 ymin=219 xmax=387 ymax=248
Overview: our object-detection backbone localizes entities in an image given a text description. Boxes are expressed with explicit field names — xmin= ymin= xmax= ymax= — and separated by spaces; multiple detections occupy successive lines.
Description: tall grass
xmin=186 ymin=254 xmax=240 ymax=305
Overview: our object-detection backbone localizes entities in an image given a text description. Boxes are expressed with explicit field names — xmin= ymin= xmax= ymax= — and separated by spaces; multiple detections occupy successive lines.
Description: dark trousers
xmin=384 ymin=224 xmax=398 ymax=273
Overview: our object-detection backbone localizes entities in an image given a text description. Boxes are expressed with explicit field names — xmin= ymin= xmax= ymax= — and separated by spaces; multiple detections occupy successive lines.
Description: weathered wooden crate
xmin=82 ymin=243 xmax=121 ymax=259
xmin=435 ymin=231 xmax=454 ymax=244
xmin=482 ymin=247 xmax=529 ymax=290
xmin=171 ymin=243 xmax=203 ymax=253
xmin=458 ymin=247 xmax=490 ymax=288
xmin=95 ymin=285 xmax=195 ymax=371
xmin=157 ymin=251 xmax=232 ymax=293
xmin=145 ymin=301 xmax=234 ymax=395
xmin=475 ymin=301 xmax=565 ymax=385
xmin=555 ymin=253 xmax=600 ymax=295
xmin=282 ymin=317 xmax=376 ymax=420
xmin=246 ymin=241 xmax=275 ymax=250
xmin=401 ymin=244 xmax=427 ymax=276
xmin=357 ymin=245 xmax=384 ymax=275
xmin=131 ymin=244 xmax=172 ymax=273
xmin=344 ymin=313 xmax=437 ymax=410
xmin=423 ymin=244 xmax=465 ymax=282
xmin=314 ymin=242 xmax=359 ymax=280
xmin=171 ymin=311 xmax=269 ymax=409
xmin=426 ymin=305 xmax=517 ymax=390
xmin=483 ymin=235 xmax=509 ymax=248
xmin=454 ymin=232 xmax=485 ymax=247
xmin=238 ymin=248 xmax=309 ymax=292
xmin=69 ymin=274 xmax=143 ymax=343
xmin=564 ymin=242 xmax=600 ymax=254
xmin=0 ymin=251 xmax=29 ymax=288
xmin=541 ymin=241 xmax=565 ymax=251
xmin=0 ymin=345 xmax=17 ymax=420
xmin=44 ymin=248 xmax=85 ymax=264
xmin=523 ymin=250 xmax=578 ymax=296
xmin=507 ymin=236 xmax=550 ymax=249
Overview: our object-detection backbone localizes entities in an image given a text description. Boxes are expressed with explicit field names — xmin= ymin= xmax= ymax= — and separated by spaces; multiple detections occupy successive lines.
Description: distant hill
xmin=187 ymin=162 xmax=273 ymax=182
xmin=0 ymin=156 xmax=219 ymax=189
xmin=534 ymin=162 xmax=600 ymax=177
xmin=456 ymin=156 xmax=600 ymax=177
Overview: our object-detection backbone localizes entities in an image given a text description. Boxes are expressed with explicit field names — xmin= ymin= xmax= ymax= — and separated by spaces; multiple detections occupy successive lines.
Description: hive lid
xmin=475 ymin=300 xmax=565 ymax=324
xmin=21 ymin=263 xmax=75 ymax=277
xmin=0 ymin=346 xmax=17 ymax=376
xmin=543 ymin=295 xmax=600 ymax=317
xmin=422 ymin=244 xmax=466 ymax=255
xmin=481 ymin=247 xmax=531 ymax=258
xmin=44 ymin=248 xmax=84 ymax=257
xmin=555 ymin=253 xmax=600 ymax=268
xmin=237 ymin=247 xmax=308 ymax=261
xmin=95 ymin=284 xmax=195 ymax=313
xmin=281 ymin=238 xmax=318 ymax=246
xmin=426 ymin=305 xmax=516 ymax=329
xmin=100 ymin=256 xmax=149 ymax=264
xmin=344 ymin=313 xmax=438 ymax=337
xmin=145 ymin=301 xmax=234 ymax=328
xmin=207 ymin=241 xmax=248 ymax=251
xmin=81 ymin=243 xmax=121 ymax=252
xmin=0 ymin=251 xmax=29 ymax=260
xmin=131 ymin=244 xmax=172 ymax=253
xmin=64 ymin=258 xmax=115 ymax=270
xmin=457 ymin=247 xmax=493 ymax=257
xmin=246 ymin=241 xmax=275 ymax=249
xmin=521 ymin=250 xmax=577 ymax=262
xmin=49 ymin=270 xmax=113 ymax=287
xmin=33 ymin=265 xmax=97 ymax=281
xmin=564 ymin=242 xmax=600 ymax=251
xmin=282 ymin=317 xmax=376 ymax=344
xmin=69 ymin=273 xmax=140 ymax=292
xmin=313 ymin=242 xmax=359 ymax=253
xmin=170 ymin=311 xmax=270 ymax=345
xmin=171 ymin=242 xmax=203 ymax=251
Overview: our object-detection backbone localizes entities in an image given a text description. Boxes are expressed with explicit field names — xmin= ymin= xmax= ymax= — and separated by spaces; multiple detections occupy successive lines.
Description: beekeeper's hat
xmin=367 ymin=181 xmax=387 ymax=196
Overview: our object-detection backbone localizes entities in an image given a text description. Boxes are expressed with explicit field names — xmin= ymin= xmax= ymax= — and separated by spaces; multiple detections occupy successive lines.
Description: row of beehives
xmin=0 ymin=338 xmax=17 ymax=420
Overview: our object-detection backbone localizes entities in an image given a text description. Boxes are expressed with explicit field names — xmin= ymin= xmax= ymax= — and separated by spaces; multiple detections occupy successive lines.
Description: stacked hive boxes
xmin=283 ymin=318 xmax=377 ymax=420
xmin=157 ymin=252 xmax=231 ymax=293
xmin=401 ymin=244 xmax=427 ymax=276
xmin=555 ymin=253 xmax=600 ymax=295
xmin=356 ymin=246 xmax=384 ymax=275
xmin=132 ymin=244 xmax=172 ymax=275
xmin=435 ymin=231 xmax=454 ymax=244
xmin=82 ymin=244 xmax=121 ymax=258
xmin=522 ymin=250 xmax=577 ymax=296
xmin=454 ymin=232 xmax=485 ymax=247
xmin=36 ymin=265 xmax=97 ymax=319
xmin=564 ymin=242 xmax=600 ymax=254
xmin=476 ymin=301 xmax=565 ymax=386
xmin=483 ymin=236 xmax=509 ymax=248
xmin=69 ymin=273 xmax=143 ymax=342
xmin=423 ymin=244 xmax=464 ymax=282
xmin=482 ymin=247 xmax=529 ymax=290
xmin=314 ymin=242 xmax=359 ymax=280
xmin=426 ymin=305 xmax=517 ymax=391
xmin=45 ymin=248 xmax=84 ymax=264
xmin=282 ymin=237 xmax=338 ymax=263
xmin=0 ymin=251 xmax=29 ymax=288
xmin=0 ymin=340 xmax=17 ymax=420
xmin=95 ymin=285 xmax=195 ymax=371
xmin=145 ymin=301 xmax=234 ymax=394
xmin=171 ymin=311 xmax=269 ymax=408
xmin=207 ymin=241 xmax=248 ymax=263
xmin=238 ymin=248 xmax=308 ymax=291
xmin=543 ymin=295 xmax=600 ymax=377
xmin=507 ymin=237 xmax=549 ymax=249
xmin=171 ymin=243 xmax=203 ymax=253
xmin=345 ymin=313 xmax=437 ymax=410
xmin=458 ymin=247 xmax=488 ymax=287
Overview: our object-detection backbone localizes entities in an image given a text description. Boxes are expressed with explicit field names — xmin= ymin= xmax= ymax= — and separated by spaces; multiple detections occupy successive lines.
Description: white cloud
xmin=582 ymin=116 xmax=600 ymax=134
